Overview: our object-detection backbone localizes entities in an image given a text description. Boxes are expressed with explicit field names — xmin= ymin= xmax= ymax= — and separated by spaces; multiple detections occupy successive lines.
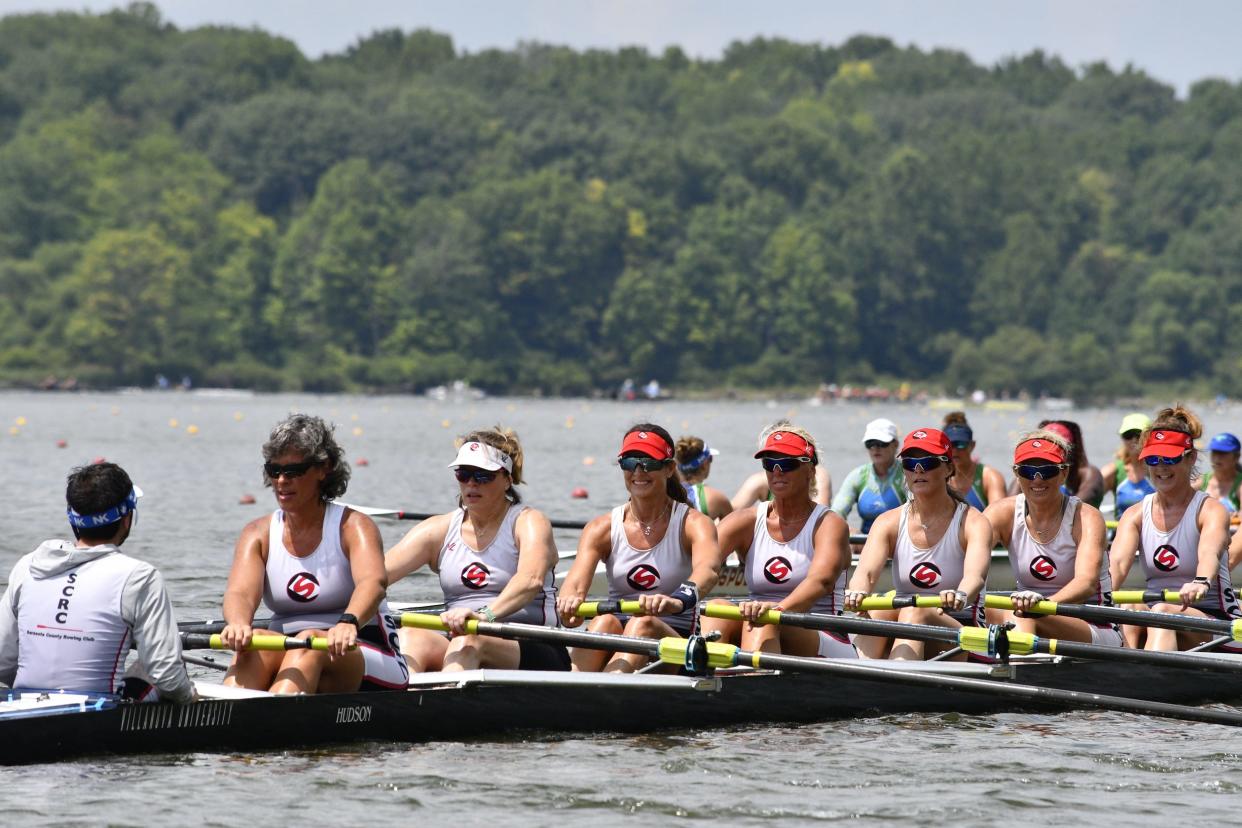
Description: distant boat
xmin=425 ymin=380 xmax=486 ymax=401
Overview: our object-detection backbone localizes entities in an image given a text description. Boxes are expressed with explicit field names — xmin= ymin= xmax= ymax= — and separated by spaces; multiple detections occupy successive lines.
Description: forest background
xmin=1 ymin=3 xmax=1240 ymax=400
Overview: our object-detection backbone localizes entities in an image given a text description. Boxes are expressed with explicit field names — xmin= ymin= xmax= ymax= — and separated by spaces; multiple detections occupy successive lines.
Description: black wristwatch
xmin=337 ymin=613 xmax=360 ymax=629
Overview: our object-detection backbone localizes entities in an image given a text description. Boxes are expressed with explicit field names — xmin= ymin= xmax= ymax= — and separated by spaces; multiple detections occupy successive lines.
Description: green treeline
xmin=2 ymin=3 xmax=1241 ymax=398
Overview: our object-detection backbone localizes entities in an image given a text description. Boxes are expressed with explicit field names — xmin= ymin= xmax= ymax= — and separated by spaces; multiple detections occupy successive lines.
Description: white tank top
xmin=14 ymin=549 xmax=137 ymax=692
xmin=263 ymin=503 xmax=359 ymax=634
xmin=437 ymin=505 xmax=557 ymax=627
xmin=607 ymin=501 xmax=695 ymax=633
xmin=1139 ymin=491 xmax=1240 ymax=616
xmin=893 ymin=501 xmax=984 ymax=625
xmin=745 ymin=502 xmax=843 ymax=613
xmin=1010 ymin=495 xmax=1111 ymax=602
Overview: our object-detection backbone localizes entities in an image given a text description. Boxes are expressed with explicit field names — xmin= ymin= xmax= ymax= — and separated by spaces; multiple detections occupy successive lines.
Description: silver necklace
xmin=630 ymin=499 xmax=671 ymax=537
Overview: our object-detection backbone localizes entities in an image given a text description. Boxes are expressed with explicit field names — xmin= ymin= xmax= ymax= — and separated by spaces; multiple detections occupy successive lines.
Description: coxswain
xmin=845 ymin=428 xmax=991 ymax=660
xmin=731 ymin=420 xmax=833 ymax=509
xmin=0 ymin=463 xmax=195 ymax=702
xmin=1200 ymin=432 xmax=1242 ymax=513
xmin=675 ymin=435 xmax=733 ymax=520
xmin=385 ymin=427 xmax=567 ymax=672
xmin=984 ymin=431 xmax=1121 ymax=646
xmin=1100 ymin=413 xmax=1155 ymax=520
xmin=830 ymin=418 xmax=905 ymax=535
xmin=556 ymin=423 xmax=721 ymax=671
xmin=942 ymin=411 xmax=1006 ymax=510
xmin=1109 ymin=406 xmax=1241 ymax=651
xmin=221 ymin=414 xmax=408 ymax=693
xmin=699 ymin=425 xmax=856 ymax=657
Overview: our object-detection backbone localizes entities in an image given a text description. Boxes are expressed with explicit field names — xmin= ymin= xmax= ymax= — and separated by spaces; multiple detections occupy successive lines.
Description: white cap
xmin=448 ymin=441 xmax=513 ymax=473
xmin=861 ymin=418 xmax=898 ymax=445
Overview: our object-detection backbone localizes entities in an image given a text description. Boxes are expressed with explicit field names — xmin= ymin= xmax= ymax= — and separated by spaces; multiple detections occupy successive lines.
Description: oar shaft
xmin=984 ymin=595 xmax=1241 ymax=640
xmin=398 ymin=612 xmax=661 ymax=657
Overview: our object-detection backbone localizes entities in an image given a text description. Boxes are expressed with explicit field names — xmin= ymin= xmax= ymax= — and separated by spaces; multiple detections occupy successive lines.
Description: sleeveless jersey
xmin=437 ymin=505 xmax=557 ymax=626
xmin=856 ymin=464 xmax=905 ymax=534
xmin=13 ymin=550 xmax=138 ymax=693
xmin=893 ymin=502 xmax=984 ymax=625
xmin=746 ymin=502 xmax=843 ymax=613
xmin=1114 ymin=460 xmax=1155 ymax=518
xmin=1010 ymin=494 xmax=1111 ymax=603
xmin=1138 ymin=491 xmax=1240 ymax=617
xmin=684 ymin=482 xmax=710 ymax=516
xmin=263 ymin=503 xmax=356 ymax=634
xmin=608 ymin=501 xmax=695 ymax=635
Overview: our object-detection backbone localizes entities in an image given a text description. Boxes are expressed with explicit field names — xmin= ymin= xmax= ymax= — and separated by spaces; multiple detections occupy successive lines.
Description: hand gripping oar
xmin=701 ymin=604 xmax=1242 ymax=676
xmin=180 ymin=633 xmax=341 ymax=652
xmin=1113 ymin=589 xmax=1200 ymax=605
xmin=398 ymin=613 xmax=1242 ymax=727
xmin=983 ymin=595 xmax=1242 ymax=641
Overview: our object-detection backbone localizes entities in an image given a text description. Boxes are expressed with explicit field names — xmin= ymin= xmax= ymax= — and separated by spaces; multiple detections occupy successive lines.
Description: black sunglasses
xmin=264 ymin=460 xmax=318 ymax=479
xmin=761 ymin=456 xmax=810 ymax=473
xmin=1013 ymin=463 xmax=1068 ymax=480
xmin=618 ymin=456 xmax=670 ymax=472
xmin=900 ymin=455 xmax=948 ymax=473
xmin=864 ymin=440 xmax=895 ymax=450
xmin=454 ymin=467 xmax=499 ymax=484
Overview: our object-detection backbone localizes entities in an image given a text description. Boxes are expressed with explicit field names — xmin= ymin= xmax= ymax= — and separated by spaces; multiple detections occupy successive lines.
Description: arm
xmin=1108 ymin=504 xmax=1143 ymax=588
xmin=1185 ymin=498 xmax=1230 ymax=604
xmin=0 ymin=559 xmax=26 ymax=687
xmin=330 ymin=510 xmax=387 ymax=656
xmin=705 ymin=486 xmax=733 ymax=521
xmin=829 ymin=465 xmax=863 ymax=518
xmin=1099 ymin=461 xmax=1118 ymax=494
xmin=730 ymin=472 xmax=768 ymax=511
xmin=220 ymin=518 xmax=269 ymax=650
xmin=1229 ymin=525 xmax=1242 ymax=571
xmin=555 ymin=515 xmax=611 ymax=626
xmin=814 ymin=466 xmax=833 ymax=506
xmin=384 ymin=513 xmax=452 ymax=584
xmin=445 ymin=509 xmax=556 ymax=633
xmin=982 ymin=466 xmax=1007 ymax=506
xmin=845 ymin=509 xmax=897 ymax=604
xmin=953 ymin=509 xmax=992 ymax=606
xmin=1074 ymin=465 xmax=1105 ymax=507
xmin=123 ymin=564 xmax=195 ymax=704
xmin=1048 ymin=502 xmax=1107 ymax=605
xmin=982 ymin=497 xmax=1015 ymax=552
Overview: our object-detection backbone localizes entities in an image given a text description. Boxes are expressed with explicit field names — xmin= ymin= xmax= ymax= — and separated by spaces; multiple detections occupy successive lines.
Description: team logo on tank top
xmin=627 ymin=563 xmax=660 ymax=591
xmin=286 ymin=572 xmax=321 ymax=603
xmin=763 ymin=556 xmax=792 ymax=584
xmin=909 ymin=562 xmax=942 ymax=589
xmin=461 ymin=562 xmax=491 ymax=589
xmin=1029 ymin=555 xmax=1057 ymax=581
xmin=1153 ymin=545 xmax=1180 ymax=572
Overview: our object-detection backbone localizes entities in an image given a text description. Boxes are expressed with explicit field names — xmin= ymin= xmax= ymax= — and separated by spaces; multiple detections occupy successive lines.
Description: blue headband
xmin=67 ymin=488 xmax=139 ymax=529
xmin=677 ymin=447 xmax=714 ymax=474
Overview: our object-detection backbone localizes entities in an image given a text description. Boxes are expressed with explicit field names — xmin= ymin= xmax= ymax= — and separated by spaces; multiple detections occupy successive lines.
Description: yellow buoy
xmin=233 ymin=412 xmax=244 ymax=421
xmin=15 ymin=416 xmax=27 ymax=426
xmin=352 ymin=426 xmax=363 ymax=436
xmin=582 ymin=456 xmax=596 ymax=466
xmin=441 ymin=419 xmax=452 ymax=428
xmin=169 ymin=418 xmax=179 ymax=428
xmin=8 ymin=426 xmax=18 ymax=436
xmin=186 ymin=425 xmax=199 ymax=435
xmin=565 ymin=416 xmax=575 ymax=429
xmin=350 ymin=414 xmax=359 ymax=421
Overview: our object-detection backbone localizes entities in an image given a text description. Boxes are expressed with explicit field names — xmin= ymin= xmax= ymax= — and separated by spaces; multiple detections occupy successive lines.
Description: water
xmin=2 ymin=390 xmax=1241 ymax=823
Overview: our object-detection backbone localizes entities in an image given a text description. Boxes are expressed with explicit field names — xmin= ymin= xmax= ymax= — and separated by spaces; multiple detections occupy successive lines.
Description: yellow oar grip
xmin=699 ymin=604 xmax=783 ymax=625
xmin=957 ymin=627 xmax=1039 ymax=656
xmin=655 ymin=637 xmax=738 ymax=669
xmin=575 ymin=600 xmax=642 ymax=618
xmin=1112 ymin=590 xmax=1179 ymax=604
xmin=1233 ymin=619 xmax=1242 ymax=642
xmin=856 ymin=595 xmax=945 ymax=611
xmin=207 ymin=633 xmax=331 ymax=651
xmin=398 ymin=612 xmax=480 ymax=635
xmin=982 ymin=595 xmax=1058 ymax=615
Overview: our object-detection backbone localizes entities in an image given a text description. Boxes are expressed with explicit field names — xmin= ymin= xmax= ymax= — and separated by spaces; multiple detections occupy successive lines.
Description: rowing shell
xmin=5 ymin=655 xmax=1242 ymax=765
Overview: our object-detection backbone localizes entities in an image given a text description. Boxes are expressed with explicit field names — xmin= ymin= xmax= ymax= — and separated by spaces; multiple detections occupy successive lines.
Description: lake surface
xmin=2 ymin=390 xmax=1240 ymax=824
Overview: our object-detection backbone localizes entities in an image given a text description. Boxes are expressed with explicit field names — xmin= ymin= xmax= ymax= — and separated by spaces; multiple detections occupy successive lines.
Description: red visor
xmin=1014 ymin=438 xmax=1066 ymax=464
xmin=619 ymin=429 xmax=673 ymax=460
xmin=1044 ymin=422 xmax=1074 ymax=444
xmin=754 ymin=430 xmax=816 ymax=460
xmin=901 ymin=428 xmax=951 ymax=457
xmin=1139 ymin=429 xmax=1194 ymax=460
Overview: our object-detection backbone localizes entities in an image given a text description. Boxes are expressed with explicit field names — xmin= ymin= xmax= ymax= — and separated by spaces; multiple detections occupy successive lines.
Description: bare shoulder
xmin=237 ymin=513 xmax=272 ymax=546
xmin=514 ymin=506 xmax=552 ymax=532
xmin=984 ymin=495 xmax=1017 ymax=523
xmin=340 ymin=506 xmax=380 ymax=533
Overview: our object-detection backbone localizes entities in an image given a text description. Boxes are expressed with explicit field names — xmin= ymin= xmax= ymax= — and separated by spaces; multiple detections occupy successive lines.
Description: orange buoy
xmin=238 ymin=493 xmax=256 ymax=505
xmin=356 ymin=458 xmax=370 ymax=466
xmin=571 ymin=487 xmax=589 ymax=499
xmin=55 ymin=439 xmax=67 ymax=448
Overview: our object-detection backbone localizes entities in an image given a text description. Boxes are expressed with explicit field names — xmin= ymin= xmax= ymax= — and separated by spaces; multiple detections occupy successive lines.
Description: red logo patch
xmin=909 ymin=562 xmax=942 ymax=589
xmin=286 ymin=572 xmax=320 ymax=603
xmin=1029 ymin=555 xmax=1057 ymax=582
xmin=461 ymin=562 xmax=491 ymax=589
xmin=627 ymin=563 xmax=660 ymax=591
xmin=1153 ymin=545 xmax=1180 ymax=572
xmin=763 ymin=556 xmax=792 ymax=584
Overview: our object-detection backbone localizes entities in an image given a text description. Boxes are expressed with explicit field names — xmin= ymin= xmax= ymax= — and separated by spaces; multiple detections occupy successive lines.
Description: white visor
xmin=448 ymin=441 xmax=513 ymax=473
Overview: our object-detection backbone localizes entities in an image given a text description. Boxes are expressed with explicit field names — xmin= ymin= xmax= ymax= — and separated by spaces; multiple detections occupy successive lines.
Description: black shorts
xmin=518 ymin=640 xmax=571 ymax=671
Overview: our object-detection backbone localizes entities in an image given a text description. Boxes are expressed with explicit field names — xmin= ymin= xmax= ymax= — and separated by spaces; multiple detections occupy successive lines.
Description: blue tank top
xmin=857 ymin=464 xmax=904 ymax=534
xmin=961 ymin=465 xmax=987 ymax=511
xmin=1114 ymin=460 xmax=1155 ymax=518
xmin=683 ymin=483 xmax=711 ymax=516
